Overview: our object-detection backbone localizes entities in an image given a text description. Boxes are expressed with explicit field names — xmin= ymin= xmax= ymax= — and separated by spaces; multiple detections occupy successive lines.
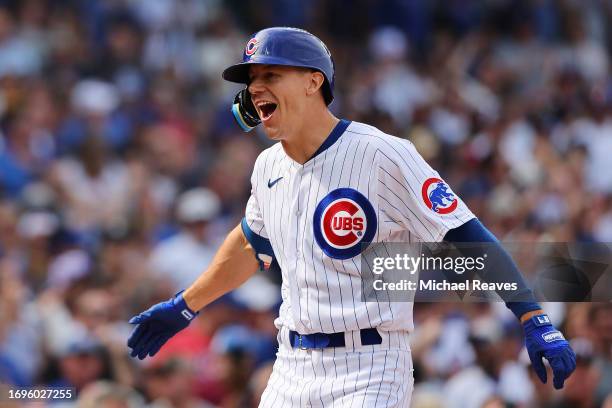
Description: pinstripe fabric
xmin=245 ymin=120 xmax=472 ymax=407
xmin=258 ymin=328 xmax=413 ymax=407
xmin=244 ymin=121 xmax=474 ymax=334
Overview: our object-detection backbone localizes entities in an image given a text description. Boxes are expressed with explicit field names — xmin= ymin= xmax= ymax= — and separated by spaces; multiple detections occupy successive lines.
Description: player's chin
xmin=263 ymin=126 xmax=282 ymax=140
xmin=262 ymin=117 xmax=283 ymax=139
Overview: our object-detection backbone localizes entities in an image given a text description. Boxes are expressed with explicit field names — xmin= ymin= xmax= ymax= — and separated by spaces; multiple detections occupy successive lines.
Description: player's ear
xmin=305 ymin=70 xmax=325 ymax=97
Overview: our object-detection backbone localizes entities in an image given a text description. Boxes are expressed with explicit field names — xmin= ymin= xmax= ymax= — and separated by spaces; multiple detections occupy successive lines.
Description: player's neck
xmin=282 ymin=109 xmax=339 ymax=164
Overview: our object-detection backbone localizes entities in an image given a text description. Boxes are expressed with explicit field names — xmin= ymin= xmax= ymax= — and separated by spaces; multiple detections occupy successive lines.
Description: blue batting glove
xmin=127 ymin=291 xmax=198 ymax=360
xmin=523 ymin=314 xmax=576 ymax=389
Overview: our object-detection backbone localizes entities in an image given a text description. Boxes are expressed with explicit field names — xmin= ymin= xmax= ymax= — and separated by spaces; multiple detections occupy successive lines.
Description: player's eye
xmin=247 ymin=72 xmax=279 ymax=86
xmin=264 ymin=72 xmax=279 ymax=81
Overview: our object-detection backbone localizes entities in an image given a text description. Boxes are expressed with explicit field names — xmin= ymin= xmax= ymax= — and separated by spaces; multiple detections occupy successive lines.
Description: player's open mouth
xmin=256 ymin=101 xmax=278 ymax=121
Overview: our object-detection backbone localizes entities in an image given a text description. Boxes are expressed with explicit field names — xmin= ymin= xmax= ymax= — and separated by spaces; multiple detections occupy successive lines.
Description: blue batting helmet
xmin=222 ymin=27 xmax=335 ymax=105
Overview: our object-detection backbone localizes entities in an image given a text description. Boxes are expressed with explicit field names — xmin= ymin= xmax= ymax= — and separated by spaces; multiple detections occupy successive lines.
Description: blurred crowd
xmin=0 ymin=0 xmax=611 ymax=407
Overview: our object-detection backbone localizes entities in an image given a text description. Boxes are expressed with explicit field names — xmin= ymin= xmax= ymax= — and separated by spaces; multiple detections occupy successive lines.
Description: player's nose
xmin=248 ymin=77 xmax=265 ymax=95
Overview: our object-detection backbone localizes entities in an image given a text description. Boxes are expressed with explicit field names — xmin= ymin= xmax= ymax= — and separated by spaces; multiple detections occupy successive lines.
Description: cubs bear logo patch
xmin=421 ymin=177 xmax=458 ymax=214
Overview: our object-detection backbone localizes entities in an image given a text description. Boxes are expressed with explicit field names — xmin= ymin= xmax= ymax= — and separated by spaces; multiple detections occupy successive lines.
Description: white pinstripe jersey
xmin=244 ymin=120 xmax=475 ymax=334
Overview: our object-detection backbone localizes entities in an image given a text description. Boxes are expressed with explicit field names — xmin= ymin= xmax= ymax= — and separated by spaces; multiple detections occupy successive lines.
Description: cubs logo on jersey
xmin=421 ymin=177 xmax=458 ymax=214
xmin=313 ymin=188 xmax=377 ymax=260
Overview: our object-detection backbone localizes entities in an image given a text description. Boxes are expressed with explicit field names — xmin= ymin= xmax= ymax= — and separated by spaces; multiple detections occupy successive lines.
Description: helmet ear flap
xmin=231 ymin=88 xmax=261 ymax=132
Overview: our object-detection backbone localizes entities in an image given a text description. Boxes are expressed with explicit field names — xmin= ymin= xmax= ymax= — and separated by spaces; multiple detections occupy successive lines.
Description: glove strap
xmin=173 ymin=291 xmax=199 ymax=321
xmin=529 ymin=314 xmax=552 ymax=327
xmin=524 ymin=314 xmax=566 ymax=343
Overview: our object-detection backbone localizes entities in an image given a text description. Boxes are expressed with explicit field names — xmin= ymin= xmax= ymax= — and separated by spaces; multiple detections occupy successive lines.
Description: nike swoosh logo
xmin=267 ymin=177 xmax=283 ymax=188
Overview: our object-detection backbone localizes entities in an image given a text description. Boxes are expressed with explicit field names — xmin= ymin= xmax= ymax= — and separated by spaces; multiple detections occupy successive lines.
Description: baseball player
xmin=128 ymin=27 xmax=576 ymax=407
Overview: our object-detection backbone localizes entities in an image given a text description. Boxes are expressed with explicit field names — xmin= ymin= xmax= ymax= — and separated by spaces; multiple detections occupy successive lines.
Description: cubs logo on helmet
xmin=245 ymin=38 xmax=259 ymax=56
xmin=313 ymin=188 xmax=376 ymax=260
xmin=421 ymin=177 xmax=458 ymax=214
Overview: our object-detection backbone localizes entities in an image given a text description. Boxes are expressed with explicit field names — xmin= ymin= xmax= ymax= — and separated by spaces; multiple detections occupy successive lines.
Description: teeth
xmin=255 ymin=100 xmax=277 ymax=120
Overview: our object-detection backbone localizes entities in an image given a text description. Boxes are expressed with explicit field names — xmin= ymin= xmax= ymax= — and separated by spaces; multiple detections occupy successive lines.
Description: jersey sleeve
xmin=243 ymin=192 xmax=268 ymax=239
xmin=376 ymin=139 xmax=475 ymax=242
xmin=242 ymin=157 xmax=274 ymax=268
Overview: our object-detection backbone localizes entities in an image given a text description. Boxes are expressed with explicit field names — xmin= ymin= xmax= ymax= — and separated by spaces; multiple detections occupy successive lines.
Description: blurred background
xmin=0 ymin=0 xmax=611 ymax=407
